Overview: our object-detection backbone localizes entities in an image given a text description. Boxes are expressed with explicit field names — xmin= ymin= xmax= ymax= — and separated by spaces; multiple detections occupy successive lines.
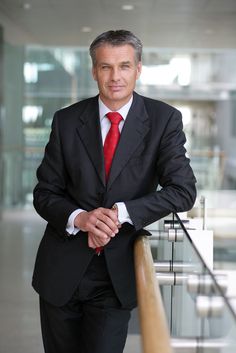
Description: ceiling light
xmin=122 ymin=5 xmax=134 ymax=11
xmin=81 ymin=27 xmax=92 ymax=33
xmin=205 ymin=28 xmax=214 ymax=35
xmin=23 ymin=3 xmax=31 ymax=10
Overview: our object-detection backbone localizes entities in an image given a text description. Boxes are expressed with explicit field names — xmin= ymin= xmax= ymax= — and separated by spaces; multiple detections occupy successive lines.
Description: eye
xmin=121 ymin=64 xmax=130 ymax=69
xmin=101 ymin=65 xmax=110 ymax=70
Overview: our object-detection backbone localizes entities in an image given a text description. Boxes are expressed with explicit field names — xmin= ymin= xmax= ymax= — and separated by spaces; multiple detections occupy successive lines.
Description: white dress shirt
xmin=66 ymin=96 xmax=133 ymax=235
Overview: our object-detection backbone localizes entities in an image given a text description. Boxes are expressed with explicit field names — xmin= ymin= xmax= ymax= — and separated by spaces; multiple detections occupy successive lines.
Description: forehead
xmin=94 ymin=44 xmax=136 ymax=63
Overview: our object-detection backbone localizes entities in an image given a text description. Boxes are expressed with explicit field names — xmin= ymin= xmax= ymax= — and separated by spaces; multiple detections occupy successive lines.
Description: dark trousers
xmin=39 ymin=254 xmax=131 ymax=353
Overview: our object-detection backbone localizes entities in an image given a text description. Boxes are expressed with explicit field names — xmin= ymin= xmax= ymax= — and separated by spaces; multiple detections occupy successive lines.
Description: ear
xmin=92 ymin=67 xmax=97 ymax=81
xmin=136 ymin=61 xmax=142 ymax=80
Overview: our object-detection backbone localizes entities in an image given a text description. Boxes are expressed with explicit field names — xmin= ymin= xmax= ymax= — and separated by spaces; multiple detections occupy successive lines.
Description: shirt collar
xmin=98 ymin=96 xmax=133 ymax=123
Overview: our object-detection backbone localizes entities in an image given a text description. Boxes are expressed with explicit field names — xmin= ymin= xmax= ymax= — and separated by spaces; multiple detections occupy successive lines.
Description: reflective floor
xmin=0 ymin=210 xmax=43 ymax=353
xmin=0 ymin=209 xmax=141 ymax=353
xmin=1 ymin=207 xmax=236 ymax=353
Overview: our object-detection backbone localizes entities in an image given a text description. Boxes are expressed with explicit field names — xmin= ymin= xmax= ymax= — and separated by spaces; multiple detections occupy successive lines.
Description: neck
xmin=99 ymin=95 xmax=133 ymax=111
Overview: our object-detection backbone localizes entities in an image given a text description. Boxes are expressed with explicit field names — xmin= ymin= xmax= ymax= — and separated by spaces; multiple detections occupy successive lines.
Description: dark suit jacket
xmin=32 ymin=92 xmax=196 ymax=308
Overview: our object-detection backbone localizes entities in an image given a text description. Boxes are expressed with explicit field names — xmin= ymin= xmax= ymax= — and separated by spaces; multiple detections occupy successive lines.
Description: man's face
xmin=92 ymin=44 xmax=142 ymax=110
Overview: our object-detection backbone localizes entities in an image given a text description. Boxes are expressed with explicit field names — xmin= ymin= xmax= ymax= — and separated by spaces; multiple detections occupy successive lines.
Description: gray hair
xmin=89 ymin=30 xmax=143 ymax=66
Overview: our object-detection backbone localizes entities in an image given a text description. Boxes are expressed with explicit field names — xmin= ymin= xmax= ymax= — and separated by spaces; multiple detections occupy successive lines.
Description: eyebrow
xmin=98 ymin=60 xmax=132 ymax=66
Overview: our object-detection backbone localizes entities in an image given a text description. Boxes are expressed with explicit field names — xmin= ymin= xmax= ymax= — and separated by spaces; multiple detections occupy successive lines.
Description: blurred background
xmin=0 ymin=0 xmax=236 ymax=207
xmin=0 ymin=1 xmax=236 ymax=352
xmin=1 ymin=0 xmax=236 ymax=208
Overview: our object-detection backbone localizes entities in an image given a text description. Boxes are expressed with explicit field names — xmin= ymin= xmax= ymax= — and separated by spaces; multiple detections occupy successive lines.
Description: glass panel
xmin=2 ymin=45 xmax=236 ymax=207
xmin=147 ymin=213 xmax=236 ymax=352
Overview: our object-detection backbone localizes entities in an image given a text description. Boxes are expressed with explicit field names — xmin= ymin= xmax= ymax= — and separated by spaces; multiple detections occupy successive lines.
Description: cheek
xmin=127 ymin=75 xmax=138 ymax=87
xmin=97 ymin=73 xmax=109 ymax=85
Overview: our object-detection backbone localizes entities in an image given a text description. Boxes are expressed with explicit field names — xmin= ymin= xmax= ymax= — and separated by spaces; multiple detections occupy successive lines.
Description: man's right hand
xmin=74 ymin=207 xmax=120 ymax=247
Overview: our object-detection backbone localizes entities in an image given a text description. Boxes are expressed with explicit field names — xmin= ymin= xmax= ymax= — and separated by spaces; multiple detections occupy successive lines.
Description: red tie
xmin=95 ymin=112 xmax=123 ymax=255
xmin=104 ymin=112 xmax=123 ymax=180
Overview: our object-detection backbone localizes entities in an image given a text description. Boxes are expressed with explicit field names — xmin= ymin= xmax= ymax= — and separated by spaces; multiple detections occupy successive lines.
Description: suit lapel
xmin=76 ymin=97 xmax=106 ymax=186
xmin=107 ymin=93 xmax=150 ymax=189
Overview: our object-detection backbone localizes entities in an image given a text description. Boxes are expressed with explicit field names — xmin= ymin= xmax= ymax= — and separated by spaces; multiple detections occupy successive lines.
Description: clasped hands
xmin=74 ymin=207 xmax=121 ymax=249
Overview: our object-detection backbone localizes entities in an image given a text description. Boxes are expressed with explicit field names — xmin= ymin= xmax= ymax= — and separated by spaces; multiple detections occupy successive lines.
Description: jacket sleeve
xmin=33 ymin=112 xmax=79 ymax=236
xmin=125 ymin=109 xmax=197 ymax=230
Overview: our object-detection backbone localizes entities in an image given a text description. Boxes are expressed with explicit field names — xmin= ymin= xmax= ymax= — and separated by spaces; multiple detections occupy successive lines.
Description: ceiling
xmin=0 ymin=0 xmax=236 ymax=49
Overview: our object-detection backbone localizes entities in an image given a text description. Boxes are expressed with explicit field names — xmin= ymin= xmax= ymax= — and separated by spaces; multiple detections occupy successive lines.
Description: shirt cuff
xmin=116 ymin=202 xmax=133 ymax=225
xmin=66 ymin=209 xmax=85 ymax=235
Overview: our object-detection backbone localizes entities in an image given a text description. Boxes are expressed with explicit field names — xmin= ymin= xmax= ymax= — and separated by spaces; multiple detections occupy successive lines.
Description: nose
xmin=110 ymin=67 xmax=120 ymax=81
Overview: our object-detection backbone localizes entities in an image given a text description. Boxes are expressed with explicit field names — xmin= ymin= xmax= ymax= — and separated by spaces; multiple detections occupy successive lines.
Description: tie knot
xmin=106 ymin=112 xmax=123 ymax=125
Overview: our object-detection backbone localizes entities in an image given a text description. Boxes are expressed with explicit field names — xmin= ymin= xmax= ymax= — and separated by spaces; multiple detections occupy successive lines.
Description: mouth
xmin=109 ymin=86 xmax=124 ymax=91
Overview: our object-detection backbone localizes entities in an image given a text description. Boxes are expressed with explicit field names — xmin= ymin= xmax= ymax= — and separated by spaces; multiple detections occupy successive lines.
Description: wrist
xmin=74 ymin=211 xmax=87 ymax=229
xmin=111 ymin=203 xmax=118 ymax=217
xmin=112 ymin=202 xmax=133 ymax=225
xmin=111 ymin=203 xmax=121 ymax=227
xmin=111 ymin=203 xmax=118 ymax=211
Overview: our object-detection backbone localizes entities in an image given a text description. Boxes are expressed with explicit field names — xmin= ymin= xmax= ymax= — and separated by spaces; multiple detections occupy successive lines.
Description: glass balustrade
xmin=146 ymin=213 xmax=236 ymax=353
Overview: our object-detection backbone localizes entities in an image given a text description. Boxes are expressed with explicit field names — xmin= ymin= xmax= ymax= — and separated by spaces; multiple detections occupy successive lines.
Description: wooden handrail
xmin=134 ymin=236 xmax=173 ymax=353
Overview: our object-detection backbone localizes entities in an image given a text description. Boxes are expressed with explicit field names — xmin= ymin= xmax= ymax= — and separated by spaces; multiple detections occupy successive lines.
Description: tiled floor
xmin=0 ymin=209 xmax=141 ymax=353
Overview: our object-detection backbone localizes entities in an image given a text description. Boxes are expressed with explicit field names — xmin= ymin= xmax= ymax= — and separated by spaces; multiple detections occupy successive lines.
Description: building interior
xmin=0 ymin=0 xmax=236 ymax=352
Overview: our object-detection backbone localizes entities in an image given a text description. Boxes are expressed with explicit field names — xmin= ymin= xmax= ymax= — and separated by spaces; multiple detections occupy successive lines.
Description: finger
xmin=88 ymin=233 xmax=101 ymax=248
xmin=99 ymin=208 xmax=120 ymax=225
xmin=88 ymin=232 xmax=111 ymax=248
xmin=94 ymin=208 xmax=119 ymax=226
xmin=95 ymin=211 xmax=120 ymax=234
xmin=76 ymin=208 xmax=119 ymax=236
xmin=95 ymin=218 xmax=118 ymax=237
xmin=90 ymin=222 xmax=114 ymax=240
xmin=88 ymin=238 xmax=96 ymax=249
xmin=88 ymin=234 xmax=97 ymax=248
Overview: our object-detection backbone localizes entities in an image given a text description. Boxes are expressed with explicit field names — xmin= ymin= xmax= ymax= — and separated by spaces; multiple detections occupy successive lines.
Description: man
xmin=32 ymin=30 xmax=196 ymax=353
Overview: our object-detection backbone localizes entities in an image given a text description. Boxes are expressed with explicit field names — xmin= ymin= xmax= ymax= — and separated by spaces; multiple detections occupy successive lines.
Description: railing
xmin=134 ymin=236 xmax=173 ymax=353
xmin=134 ymin=213 xmax=236 ymax=353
